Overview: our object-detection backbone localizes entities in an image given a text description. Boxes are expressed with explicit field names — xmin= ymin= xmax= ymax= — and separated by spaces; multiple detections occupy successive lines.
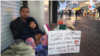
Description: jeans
xmin=14 ymin=39 xmax=25 ymax=44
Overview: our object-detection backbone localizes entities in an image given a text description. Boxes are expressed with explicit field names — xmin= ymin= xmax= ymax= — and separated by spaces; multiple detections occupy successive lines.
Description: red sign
xmin=89 ymin=5 xmax=91 ymax=8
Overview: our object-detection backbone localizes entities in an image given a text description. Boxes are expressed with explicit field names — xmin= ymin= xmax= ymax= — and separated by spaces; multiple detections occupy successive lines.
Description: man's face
xmin=19 ymin=8 xmax=29 ymax=19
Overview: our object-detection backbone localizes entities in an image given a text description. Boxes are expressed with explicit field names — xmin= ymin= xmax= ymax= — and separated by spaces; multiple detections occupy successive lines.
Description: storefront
xmin=1 ymin=1 xmax=27 ymax=52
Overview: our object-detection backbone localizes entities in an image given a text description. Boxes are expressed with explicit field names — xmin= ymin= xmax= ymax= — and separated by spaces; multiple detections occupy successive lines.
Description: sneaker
xmin=40 ymin=48 xmax=45 ymax=55
xmin=40 ymin=48 xmax=48 ymax=56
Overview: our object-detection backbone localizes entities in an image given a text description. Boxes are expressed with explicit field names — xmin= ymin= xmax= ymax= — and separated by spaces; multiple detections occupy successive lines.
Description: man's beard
xmin=24 ymin=18 xmax=27 ymax=19
xmin=22 ymin=16 xmax=28 ymax=20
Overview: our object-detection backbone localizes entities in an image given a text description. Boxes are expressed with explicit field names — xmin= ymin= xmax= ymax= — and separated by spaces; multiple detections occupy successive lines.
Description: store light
xmin=85 ymin=2 xmax=89 ymax=4
xmin=72 ymin=1 xmax=78 ymax=4
xmin=44 ymin=8 xmax=48 ymax=10
xmin=44 ymin=1 xmax=48 ymax=11
xmin=71 ymin=2 xmax=73 ymax=3
xmin=76 ymin=2 xmax=78 ymax=4
xmin=44 ymin=1 xmax=48 ymax=5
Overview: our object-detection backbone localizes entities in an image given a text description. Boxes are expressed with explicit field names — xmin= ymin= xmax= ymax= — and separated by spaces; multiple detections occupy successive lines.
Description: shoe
xmin=40 ymin=48 xmax=45 ymax=55
xmin=40 ymin=48 xmax=48 ymax=56
xmin=38 ymin=53 xmax=44 ymax=56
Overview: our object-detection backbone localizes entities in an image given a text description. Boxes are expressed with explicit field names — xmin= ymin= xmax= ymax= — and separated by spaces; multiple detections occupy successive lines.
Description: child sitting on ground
xmin=20 ymin=18 xmax=48 ymax=56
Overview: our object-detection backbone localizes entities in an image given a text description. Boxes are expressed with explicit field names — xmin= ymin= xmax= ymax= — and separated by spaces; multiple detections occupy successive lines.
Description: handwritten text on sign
xmin=48 ymin=31 xmax=81 ymax=55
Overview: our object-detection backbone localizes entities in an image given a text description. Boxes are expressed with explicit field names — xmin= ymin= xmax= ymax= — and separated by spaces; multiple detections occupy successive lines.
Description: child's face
xmin=29 ymin=21 xmax=36 ymax=29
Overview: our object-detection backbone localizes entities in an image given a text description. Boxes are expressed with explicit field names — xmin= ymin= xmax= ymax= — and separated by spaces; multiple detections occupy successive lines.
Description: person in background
xmin=78 ymin=11 xmax=80 ymax=16
xmin=98 ymin=9 xmax=100 ymax=20
xmin=69 ymin=10 xmax=72 ymax=18
xmin=81 ymin=10 xmax=84 ymax=16
xmin=60 ymin=10 xmax=63 ymax=18
xmin=62 ymin=10 xmax=64 ymax=18
xmin=75 ymin=10 xmax=78 ymax=20
xmin=87 ymin=10 xmax=89 ymax=16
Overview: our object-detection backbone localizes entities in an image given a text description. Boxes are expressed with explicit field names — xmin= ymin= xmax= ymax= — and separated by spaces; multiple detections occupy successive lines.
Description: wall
xmin=49 ymin=1 xmax=52 ymax=23
xmin=44 ymin=1 xmax=49 ymax=25
xmin=52 ymin=1 xmax=57 ymax=23
xmin=1 ymin=1 xmax=23 ymax=52
xmin=28 ymin=1 xmax=49 ymax=31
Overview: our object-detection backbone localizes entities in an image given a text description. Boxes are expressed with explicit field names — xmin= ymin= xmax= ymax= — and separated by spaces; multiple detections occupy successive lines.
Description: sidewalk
xmin=60 ymin=14 xmax=100 ymax=36
xmin=58 ymin=15 xmax=75 ymax=30
xmin=57 ymin=14 xmax=100 ymax=56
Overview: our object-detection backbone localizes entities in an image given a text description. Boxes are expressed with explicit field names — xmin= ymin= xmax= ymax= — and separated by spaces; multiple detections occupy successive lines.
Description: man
xmin=98 ymin=9 xmax=100 ymax=20
xmin=75 ymin=10 xmax=78 ymax=20
xmin=61 ymin=10 xmax=63 ymax=18
xmin=68 ymin=10 xmax=72 ymax=18
xmin=10 ymin=6 xmax=42 ymax=41
xmin=81 ymin=10 xmax=84 ymax=17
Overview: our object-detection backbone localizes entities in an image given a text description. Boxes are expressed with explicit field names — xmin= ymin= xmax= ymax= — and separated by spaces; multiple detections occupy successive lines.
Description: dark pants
xmin=98 ymin=13 xmax=100 ymax=20
xmin=14 ymin=39 xmax=25 ymax=44
xmin=61 ymin=14 xmax=63 ymax=18
xmin=82 ymin=14 xmax=83 ymax=16
xmin=69 ymin=14 xmax=71 ymax=17
xmin=76 ymin=15 xmax=77 ymax=20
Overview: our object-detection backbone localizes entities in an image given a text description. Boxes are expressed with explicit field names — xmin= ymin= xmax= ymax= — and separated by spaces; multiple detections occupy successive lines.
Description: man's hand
xmin=35 ymin=34 xmax=42 ymax=38
xmin=35 ymin=34 xmax=42 ymax=40
xmin=38 ymin=34 xmax=42 ymax=37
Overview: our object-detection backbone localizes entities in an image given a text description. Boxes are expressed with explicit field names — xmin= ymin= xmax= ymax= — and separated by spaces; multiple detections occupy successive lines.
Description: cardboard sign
xmin=43 ymin=23 xmax=50 ymax=35
xmin=48 ymin=31 xmax=81 ymax=55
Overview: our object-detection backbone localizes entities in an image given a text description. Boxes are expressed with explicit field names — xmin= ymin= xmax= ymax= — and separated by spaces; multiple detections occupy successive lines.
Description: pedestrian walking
xmin=60 ymin=10 xmax=63 ymax=18
xmin=75 ymin=10 xmax=78 ymax=20
xmin=97 ymin=9 xmax=100 ymax=20
xmin=69 ymin=10 xmax=72 ymax=17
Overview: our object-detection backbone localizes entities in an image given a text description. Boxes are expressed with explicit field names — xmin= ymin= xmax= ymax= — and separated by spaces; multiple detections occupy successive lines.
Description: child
xmin=20 ymin=18 xmax=48 ymax=56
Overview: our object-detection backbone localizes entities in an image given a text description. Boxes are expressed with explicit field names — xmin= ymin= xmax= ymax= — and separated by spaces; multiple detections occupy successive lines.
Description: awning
xmin=73 ymin=7 xmax=81 ymax=11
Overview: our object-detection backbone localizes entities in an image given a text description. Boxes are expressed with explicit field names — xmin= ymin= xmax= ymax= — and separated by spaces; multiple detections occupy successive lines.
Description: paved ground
xmin=49 ymin=14 xmax=100 ymax=56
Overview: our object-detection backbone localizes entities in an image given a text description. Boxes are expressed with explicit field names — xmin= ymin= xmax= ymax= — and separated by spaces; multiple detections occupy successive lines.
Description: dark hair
xmin=28 ymin=19 xmax=35 ymax=25
xmin=20 ymin=6 xmax=29 ymax=11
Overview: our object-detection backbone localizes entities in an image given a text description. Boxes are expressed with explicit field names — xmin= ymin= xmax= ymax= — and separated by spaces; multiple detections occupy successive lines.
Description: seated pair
xmin=20 ymin=18 xmax=48 ymax=56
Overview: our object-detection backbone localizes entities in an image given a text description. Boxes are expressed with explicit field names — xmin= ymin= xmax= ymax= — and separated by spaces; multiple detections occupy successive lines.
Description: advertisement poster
xmin=48 ymin=31 xmax=81 ymax=55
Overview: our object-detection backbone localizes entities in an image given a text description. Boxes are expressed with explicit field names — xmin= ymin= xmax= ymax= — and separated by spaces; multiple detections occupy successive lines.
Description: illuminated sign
xmin=88 ymin=3 xmax=95 ymax=10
